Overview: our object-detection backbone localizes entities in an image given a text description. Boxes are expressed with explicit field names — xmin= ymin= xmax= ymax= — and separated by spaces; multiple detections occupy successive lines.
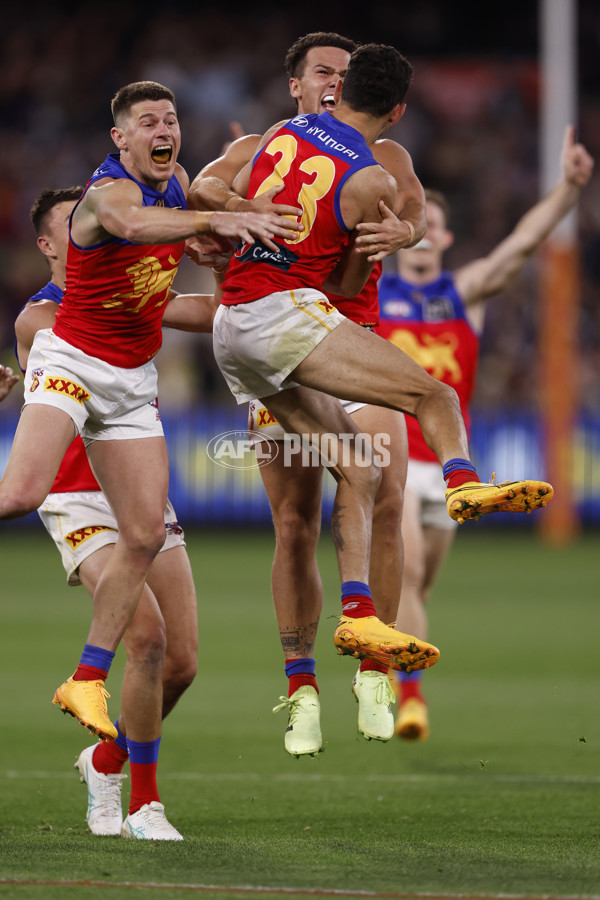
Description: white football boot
xmin=352 ymin=669 xmax=395 ymax=741
xmin=75 ymin=744 xmax=126 ymax=836
xmin=121 ymin=801 xmax=183 ymax=840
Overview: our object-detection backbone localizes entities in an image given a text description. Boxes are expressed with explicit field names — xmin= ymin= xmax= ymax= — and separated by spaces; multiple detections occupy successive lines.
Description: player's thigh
xmin=1 ymin=405 xmax=76 ymax=505
xmin=87 ymin=436 xmax=169 ymax=532
xmin=292 ymin=319 xmax=439 ymax=414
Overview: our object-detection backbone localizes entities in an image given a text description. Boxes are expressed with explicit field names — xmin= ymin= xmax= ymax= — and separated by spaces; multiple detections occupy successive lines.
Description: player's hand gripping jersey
xmin=376 ymin=271 xmax=480 ymax=462
xmin=221 ymin=112 xmax=379 ymax=305
xmin=54 ymin=154 xmax=187 ymax=368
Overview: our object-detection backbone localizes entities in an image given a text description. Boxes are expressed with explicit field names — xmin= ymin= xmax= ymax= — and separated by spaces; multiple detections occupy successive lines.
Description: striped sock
xmin=442 ymin=458 xmax=480 ymax=490
xmin=127 ymin=737 xmax=161 ymax=814
xmin=341 ymin=581 xmax=376 ymax=618
xmin=285 ymin=657 xmax=318 ymax=697
xmin=73 ymin=644 xmax=115 ymax=682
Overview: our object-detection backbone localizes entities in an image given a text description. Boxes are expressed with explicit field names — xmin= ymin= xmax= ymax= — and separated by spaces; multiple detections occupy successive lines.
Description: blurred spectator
xmin=1 ymin=1 xmax=598 ymax=415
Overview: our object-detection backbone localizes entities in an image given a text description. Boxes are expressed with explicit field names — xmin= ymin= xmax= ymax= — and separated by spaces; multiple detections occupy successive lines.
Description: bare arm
xmin=456 ymin=126 xmax=594 ymax=306
xmin=0 ymin=365 xmax=19 ymax=400
xmin=324 ymin=167 xmax=397 ymax=297
xmin=162 ymin=269 xmax=225 ymax=333
xmin=72 ymin=169 xmax=302 ymax=254
xmin=161 ymin=289 xmax=221 ymax=333
xmin=354 ymin=140 xmax=426 ymax=261
xmin=188 ymin=134 xmax=260 ymax=211
xmin=14 ymin=299 xmax=58 ymax=370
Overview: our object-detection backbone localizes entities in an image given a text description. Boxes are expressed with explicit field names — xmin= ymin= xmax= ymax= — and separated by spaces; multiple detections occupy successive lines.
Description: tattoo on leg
xmin=331 ymin=502 xmax=346 ymax=552
xmin=280 ymin=621 xmax=319 ymax=658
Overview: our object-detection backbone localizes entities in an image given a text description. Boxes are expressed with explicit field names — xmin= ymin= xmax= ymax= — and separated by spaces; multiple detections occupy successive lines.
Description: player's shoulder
xmin=371 ymin=138 xmax=412 ymax=169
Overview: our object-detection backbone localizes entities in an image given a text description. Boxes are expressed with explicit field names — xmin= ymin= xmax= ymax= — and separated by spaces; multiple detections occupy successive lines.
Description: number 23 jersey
xmin=222 ymin=112 xmax=379 ymax=305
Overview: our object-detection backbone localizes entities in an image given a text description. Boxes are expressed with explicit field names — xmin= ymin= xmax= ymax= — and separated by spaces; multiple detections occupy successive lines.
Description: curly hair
xmin=341 ymin=44 xmax=414 ymax=117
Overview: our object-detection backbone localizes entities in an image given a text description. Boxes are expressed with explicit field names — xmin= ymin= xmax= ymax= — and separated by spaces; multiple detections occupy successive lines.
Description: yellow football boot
xmin=396 ymin=697 xmax=430 ymax=742
xmin=446 ymin=477 xmax=553 ymax=524
xmin=53 ymin=676 xmax=117 ymax=742
xmin=334 ymin=615 xmax=440 ymax=672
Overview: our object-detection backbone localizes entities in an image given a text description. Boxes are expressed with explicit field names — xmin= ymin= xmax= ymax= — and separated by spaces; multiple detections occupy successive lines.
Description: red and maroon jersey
xmin=54 ymin=154 xmax=186 ymax=368
xmin=221 ymin=112 xmax=379 ymax=306
xmin=376 ymin=271 xmax=480 ymax=463
xmin=328 ymin=262 xmax=382 ymax=327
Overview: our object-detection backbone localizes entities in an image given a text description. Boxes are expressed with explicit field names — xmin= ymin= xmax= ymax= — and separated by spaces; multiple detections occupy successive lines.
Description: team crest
xmin=29 ymin=368 xmax=43 ymax=392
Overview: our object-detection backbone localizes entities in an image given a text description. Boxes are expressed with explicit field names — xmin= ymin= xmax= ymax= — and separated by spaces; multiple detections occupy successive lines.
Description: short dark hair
xmin=341 ymin=44 xmax=413 ymax=117
xmin=30 ymin=187 xmax=83 ymax=235
xmin=284 ymin=32 xmax=357 ymax=79
xmin=111 ymin=81 xmax=176 ymax=125
xmin=424 ymin=188 xmax=451 ymax=226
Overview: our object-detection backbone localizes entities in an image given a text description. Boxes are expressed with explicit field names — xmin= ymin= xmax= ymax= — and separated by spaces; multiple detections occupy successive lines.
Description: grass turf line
xmin=0 ymin=527 xmax=598 ymax=898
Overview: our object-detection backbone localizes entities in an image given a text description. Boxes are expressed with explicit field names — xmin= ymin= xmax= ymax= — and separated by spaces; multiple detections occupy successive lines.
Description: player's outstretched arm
xmin=0 ymin=365 xmax=19 ymax=401
xmin=77 ymin=176 xmax=302 ymax=253
xmin=456 ymin=125 xmax=594 ymax=305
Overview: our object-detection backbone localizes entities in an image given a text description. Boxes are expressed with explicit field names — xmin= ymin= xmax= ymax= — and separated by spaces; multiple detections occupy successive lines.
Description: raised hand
xmin=561 ymin=125 xmax=594 ymax=189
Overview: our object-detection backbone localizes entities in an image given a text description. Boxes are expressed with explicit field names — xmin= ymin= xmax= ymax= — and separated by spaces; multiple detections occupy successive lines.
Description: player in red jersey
xmin=0 ymin=81 xmax=303 ymax=749
xmin=190 ymin=32 xmax=426 ymax=754
xmin=211 ymin=42 xmax=554 ymax=746
xmin=378 ymin=127 xmax=594 ymax=742
xmin=14 ymin=186 xmax=226 ymax=840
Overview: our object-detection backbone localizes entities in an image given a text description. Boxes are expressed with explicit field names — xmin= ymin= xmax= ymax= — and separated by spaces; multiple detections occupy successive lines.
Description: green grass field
xmin=0 ymin=525 xmax=599 ymax=900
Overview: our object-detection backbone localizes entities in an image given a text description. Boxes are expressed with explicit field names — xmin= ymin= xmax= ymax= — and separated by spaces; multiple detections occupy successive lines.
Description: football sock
xmin=73 ymin=644 xmax=115 ymax=682
xmin=92 ymin=719 xmax=129 ymax=774
xmin=398 ymin=670 xmax=425 ymax=704
xmin=127 ymin=737 xmax=161 ymax=814
xmin=359 ymin=658 xmax=388 ymax=675
xmin=285 ymin=657 xmax=318 ymax=696
xmin=341 ymin=581 xmax=376 ymax=618
xmin=443 ymin=458 xmax=481 ymax=490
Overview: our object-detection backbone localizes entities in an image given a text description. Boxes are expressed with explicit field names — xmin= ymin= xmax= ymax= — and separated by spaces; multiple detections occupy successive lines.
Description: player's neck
xmin=331 ymin=106 xmax=387 ymax=146
xmin=51 ymin=266 xmax=66 ymax=292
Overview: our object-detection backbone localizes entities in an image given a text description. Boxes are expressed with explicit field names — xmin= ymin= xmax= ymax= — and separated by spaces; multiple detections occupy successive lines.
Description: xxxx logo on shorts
xmin=257 ymin=407 xmax=278 ymax=428
xmin=44 ymin=376 xmax=90 ymax=404
xmin=65 ymin=525 xmax=116 ymax=550
xmin=315 ymin=300 xmax=335 ymax=314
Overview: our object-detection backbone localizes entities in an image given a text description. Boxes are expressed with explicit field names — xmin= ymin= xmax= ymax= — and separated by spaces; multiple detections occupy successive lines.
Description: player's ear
xmin=289 ymin=77 xmax=301 ymax=102
xmin=37 ymin=235 xmax=56 ymax=260
xmin=388 ymin=103 xmax=406 ymax=127
xmin=111 ymin=125 xmax=126 ymax=150
xmin=333 ymin=78 xmax=343 ymax=105
xmin=441 ymin=229 xmax=455 ymax=251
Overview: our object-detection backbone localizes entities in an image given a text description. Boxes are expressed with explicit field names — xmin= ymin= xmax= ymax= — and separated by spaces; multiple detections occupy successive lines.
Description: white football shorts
xmin=405 ymin=459 xmax=457 ymax=531
xmin=24 ymin=329 xmax=163 ymax=444
xmin=38 ymin=490 xmax=186 ymax=586
xmin=213 ymin=288 xmax=348 ymax=404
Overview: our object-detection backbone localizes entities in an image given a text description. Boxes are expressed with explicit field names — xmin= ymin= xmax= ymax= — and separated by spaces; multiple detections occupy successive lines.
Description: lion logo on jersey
xmin=388 ymin=330 xmax=461 ymax=382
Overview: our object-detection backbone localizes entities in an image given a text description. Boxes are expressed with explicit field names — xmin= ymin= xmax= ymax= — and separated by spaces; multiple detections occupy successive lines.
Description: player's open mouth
xmin=151 ymin=145 xmax=173 ymax=165
xmin=321 ymin=94 xmax=336 ymax=110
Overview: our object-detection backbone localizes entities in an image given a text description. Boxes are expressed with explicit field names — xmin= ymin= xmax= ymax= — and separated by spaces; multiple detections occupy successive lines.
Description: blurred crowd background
xmin=1 ymin=0 xmax=599 ymax=418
